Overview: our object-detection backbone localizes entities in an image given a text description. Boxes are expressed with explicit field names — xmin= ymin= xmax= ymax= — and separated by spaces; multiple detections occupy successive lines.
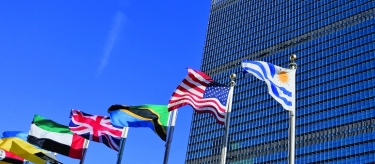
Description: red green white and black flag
xmin=27 ymin=115 xmax=87 ymax=160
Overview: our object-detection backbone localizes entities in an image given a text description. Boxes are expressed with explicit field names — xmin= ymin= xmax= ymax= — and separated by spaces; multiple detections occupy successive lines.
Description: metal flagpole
xmin=220 ymin=73 xmax=236 ymax=164
xmin=163 ymin=109 xmax=178 ymax=164
xmin=79 ymin=139 xmax=90 ymax=164
xmin=26 ymin=152 xmax=57 ymax=164
xmin=116 ymin=127 xmax=129 ymax=164
xmin=52 ymin=153 xmax=57 ymax=164
xmin=288 ymin=54 xmax=297 ymax=164
xmin=163 ymin=110 xmax=173 ymax=164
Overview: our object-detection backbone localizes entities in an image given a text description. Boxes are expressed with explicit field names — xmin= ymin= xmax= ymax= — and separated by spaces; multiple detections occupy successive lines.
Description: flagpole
xmin=163 ymin=109 xmax=178 ymax=164
xmin=220 ymin=73 xmax=236 ymax=164
xmin=288 ymin=54 xmax=297 ymax=164
xmin=116 ymin=127 xmax=129 ymax=164
xmin=52 ymin=153 xmax=57 ymax=164
xmin=79 ymin=139 xmax=90 ymax=164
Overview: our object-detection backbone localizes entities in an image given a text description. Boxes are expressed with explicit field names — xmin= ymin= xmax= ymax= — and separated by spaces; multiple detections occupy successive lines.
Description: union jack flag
xmin=69 ymin=109 xmax=123 ymax=151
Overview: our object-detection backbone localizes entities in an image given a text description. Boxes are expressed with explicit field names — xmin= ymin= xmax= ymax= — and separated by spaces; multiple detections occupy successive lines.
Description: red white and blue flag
xmin=168 ymin=68 xmax=230 ymax=124
xmin=69 ymin=110 xmax=122 ymax=151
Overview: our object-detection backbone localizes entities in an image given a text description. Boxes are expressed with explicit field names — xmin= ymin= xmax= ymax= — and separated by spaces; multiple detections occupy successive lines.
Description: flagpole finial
xmin=289 ymin=54 xmax=297 ymax=69
xmin=230 ymin=73 xmax=236 ymax=87
xmin=230 ymin=73 xmax=236 ymax=80
xmin=290 ymin=54 xmax=297 ymax=62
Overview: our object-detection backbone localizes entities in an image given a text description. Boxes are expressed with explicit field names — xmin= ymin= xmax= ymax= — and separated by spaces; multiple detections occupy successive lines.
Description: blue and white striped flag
xmin=242 ymin=60 xmax=296 ymax=112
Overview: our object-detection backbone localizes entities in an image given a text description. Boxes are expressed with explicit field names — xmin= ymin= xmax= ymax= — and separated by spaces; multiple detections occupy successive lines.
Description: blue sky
xmin=0 ymin=1 xmax=211 ymax=163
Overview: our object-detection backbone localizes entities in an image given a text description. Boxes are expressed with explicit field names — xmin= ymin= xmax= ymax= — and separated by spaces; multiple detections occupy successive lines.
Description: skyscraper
xmin=185 ymin=0 xmax=375 ymax=163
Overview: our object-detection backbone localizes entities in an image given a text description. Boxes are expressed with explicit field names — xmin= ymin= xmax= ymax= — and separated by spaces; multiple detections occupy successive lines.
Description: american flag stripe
xmin=168 ymin=68 xmax=227 ymax=124
xmin=180 ymin=75 xmax=210 ymax=97
xmin=189 ymin=68 xmax=213 ymax=83
xmin=169 ymin=71 xmax=227 ymax=112
xmin=183 ymin=79 xmax=205 ymax=94
xmin=176 ymin=84 xmax=202 ymax=97
xmin=169 ymin=90 xmax=226 ymax=113
xmin=187 ymin=72 xmax=210 ymax=87
xmin=168 ymin=102 xmax=225 ymax=119
xmin=169 ymin=97 xmax=225 ymax=119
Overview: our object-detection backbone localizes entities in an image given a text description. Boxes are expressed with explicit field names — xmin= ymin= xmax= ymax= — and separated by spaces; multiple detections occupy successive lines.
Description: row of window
xmin=224 ymin=99 xmax=374 ymax=141
xmin=190 ymin=86 xmax=374 ymax=139
xmin=203 ymin=18 xmax=375 ymax=76
xmin=187 ymin=129 xmax=375 ymax=162
xmin=187 ymin=0 xmax=375 ymax=162
xmin=188 ymin=111 xmax=375 ymax=159
xmin=214 ymin=132 xmax=374 ymax=162
xmin=232 ymin=72 xmax=375 ymax=108
xmin=202 ymin=20 xmax=375 ymax=73
xmin=205 ymin=6 xmax=375 ymax=62
xmin=205 ymin=1 xmax=374 ymax=54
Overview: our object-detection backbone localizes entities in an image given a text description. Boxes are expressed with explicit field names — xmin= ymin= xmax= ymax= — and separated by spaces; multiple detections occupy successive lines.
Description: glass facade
xmin=186 ymin=0 xmax=375 ymax=163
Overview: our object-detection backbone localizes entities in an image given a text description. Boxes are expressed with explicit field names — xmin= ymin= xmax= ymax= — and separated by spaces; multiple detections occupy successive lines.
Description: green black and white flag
xmin=28 ymin=115 xmax=86 ymax=159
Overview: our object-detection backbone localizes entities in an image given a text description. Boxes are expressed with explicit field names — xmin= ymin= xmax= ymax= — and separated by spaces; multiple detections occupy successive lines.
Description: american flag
xmin=168 ymin=68 xmax=231 ymax=124
xmin=69 ymin=109 xmax=123 ymax=151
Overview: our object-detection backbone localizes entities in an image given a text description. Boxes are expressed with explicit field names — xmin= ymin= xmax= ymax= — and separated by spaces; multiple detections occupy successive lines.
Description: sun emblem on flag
xmin=278 ymin=70 xmax=289 ymax=84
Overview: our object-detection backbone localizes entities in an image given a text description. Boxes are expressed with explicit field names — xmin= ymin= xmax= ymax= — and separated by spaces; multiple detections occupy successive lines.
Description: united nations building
xmin=185 ymin=0 xmax=375 ymax=163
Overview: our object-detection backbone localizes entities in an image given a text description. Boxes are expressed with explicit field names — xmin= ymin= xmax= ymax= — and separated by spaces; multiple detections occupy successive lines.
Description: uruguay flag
xmin=242 ymin=60 xmax=296 ymax=112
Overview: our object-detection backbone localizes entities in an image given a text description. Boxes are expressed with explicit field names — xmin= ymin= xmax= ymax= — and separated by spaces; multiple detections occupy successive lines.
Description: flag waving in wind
xmin=108 ymin=105 xmax=169 ymax=141
xmin=69 ymin=109 xmax=122 ymax=151
xmin=0 ymin=135 xmax=61 ymax=164
xmin=2 ymin=131 xmax=60 ymax=163
xmin=28 ymin=115 xmax=85 ymax=160
xmin=0 ymin=149 xmax=24 ymax=164
xmin=168 ymin=68 xmax=230 ymax=124
xmin=242 ymin=60 xmax=296 ymax=111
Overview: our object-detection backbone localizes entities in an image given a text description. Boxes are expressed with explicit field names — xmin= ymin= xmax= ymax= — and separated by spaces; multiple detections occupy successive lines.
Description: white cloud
xmin=97 ymin=11 xmax=125 ymax=75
